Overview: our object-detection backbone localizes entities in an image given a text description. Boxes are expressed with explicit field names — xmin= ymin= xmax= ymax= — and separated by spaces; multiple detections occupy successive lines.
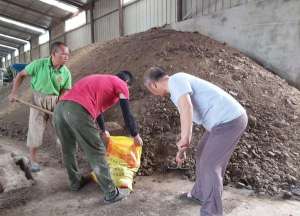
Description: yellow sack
xmin=91 ymin=136 xmax=142 ymax=191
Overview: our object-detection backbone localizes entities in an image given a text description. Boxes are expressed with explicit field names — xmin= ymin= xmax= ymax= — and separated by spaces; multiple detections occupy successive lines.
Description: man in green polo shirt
xmin=8 ymin=41 xmax=72 ymax=172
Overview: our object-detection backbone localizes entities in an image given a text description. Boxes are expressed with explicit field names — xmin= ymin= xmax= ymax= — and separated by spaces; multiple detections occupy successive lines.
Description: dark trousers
xmin=53 ymin=101 xmax=116 ymax=198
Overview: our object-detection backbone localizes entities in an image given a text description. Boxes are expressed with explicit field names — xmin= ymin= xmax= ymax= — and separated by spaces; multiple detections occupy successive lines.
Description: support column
xmin=118 ymin=0 xmax=124 ymax=36
xmin=177 ymin=0 xmax=183 ymax=22
xmin=90 ymin=1 xmax=95 ymax=43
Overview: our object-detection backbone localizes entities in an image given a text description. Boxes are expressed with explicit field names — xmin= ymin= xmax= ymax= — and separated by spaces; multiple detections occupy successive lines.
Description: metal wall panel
xmin=124 ymin=0 xmax=177 ymax=35
xmin=182 ymin=0 xmax=251 ymax=18
xmin=52 ymin=35 xmax=65 ymax=44
xmin=31 ymin=36 xmax=39 ymax=49
xmin=94 ymin=0 xmax=118 ymax=18
xmin=94 ymin=11 xmax=119 ymax=42
xmin=31 ymin=47 xmax=40 ymax=60
xmin=66 ymin=24 xmax=92 ymax=51
xmin=124 ymin=3 xmax=137 ymax=35
xmin=51 ymin=22 xmax=65 ymax=39
xmin=14 ymin=56 xmax=19 ymax=64
xmin=40 ymin=43 xmax=50 ymax=58
xmin=136 ymin=0 xmax=148 ymax=32
xmin=19 ymin=53 xmax=25 ymax=63
xmin=25 ymin=52 xmax=31 ymax=63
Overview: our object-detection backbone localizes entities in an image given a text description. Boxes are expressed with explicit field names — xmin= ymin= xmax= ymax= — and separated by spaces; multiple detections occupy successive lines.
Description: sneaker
xmin=178 ymin=192 xmax=202 ymax=205
xmin=30 ymin=162 xmax=41 ymax=173
xmin=104 ymin=188 xmax=127 ymax=204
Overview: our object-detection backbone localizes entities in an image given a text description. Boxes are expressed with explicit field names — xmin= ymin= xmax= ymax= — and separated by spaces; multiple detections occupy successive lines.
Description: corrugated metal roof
xmin=0 ymin=0 xmax=94 ymax=53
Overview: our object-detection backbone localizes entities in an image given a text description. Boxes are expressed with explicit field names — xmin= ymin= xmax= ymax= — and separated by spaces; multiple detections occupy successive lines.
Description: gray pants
xmin=191 ymin=114 xmax=248 ymax=216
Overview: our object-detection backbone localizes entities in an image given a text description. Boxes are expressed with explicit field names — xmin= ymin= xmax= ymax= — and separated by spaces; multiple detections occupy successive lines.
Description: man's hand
xmin=133 ymin=134 xmax=143 ymax=146
xmin=175 ymin=137 xmax=190 ymax=166
xmin=8 ymin=70 xmax=28 ymax=103
xmin=176 ymin=137 xmax=190 ymax=151
xmin=8 ymin=93 xmax=17 ymax=103
xmin=101 ymin=130 xmax=110 ymax=144
xmin=176 ymin=149 xmax=187 ymax=167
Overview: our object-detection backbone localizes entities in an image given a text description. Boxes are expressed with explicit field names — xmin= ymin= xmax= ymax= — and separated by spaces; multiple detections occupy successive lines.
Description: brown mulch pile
xmin=1 ymin=28 xmax=299 ymax=196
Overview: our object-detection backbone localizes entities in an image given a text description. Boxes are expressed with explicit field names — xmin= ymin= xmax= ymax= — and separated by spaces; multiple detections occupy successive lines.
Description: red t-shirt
xmin=61 ymin=74 xmax=129 ymax=119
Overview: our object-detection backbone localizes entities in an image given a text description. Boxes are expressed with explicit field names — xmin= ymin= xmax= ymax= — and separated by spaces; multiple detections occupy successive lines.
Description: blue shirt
xmin=168 ymin=72 xmax=246 ymax=131
xmin=11 ymin=64 xmax=27 ymax=73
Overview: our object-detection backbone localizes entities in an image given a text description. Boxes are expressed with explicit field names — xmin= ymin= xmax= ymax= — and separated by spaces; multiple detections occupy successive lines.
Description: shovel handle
xmin=15 ymin=98 xmax=54 ymax=115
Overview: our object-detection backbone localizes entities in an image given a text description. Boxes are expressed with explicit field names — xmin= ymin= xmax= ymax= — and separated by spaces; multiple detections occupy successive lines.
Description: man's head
xmin=50 ymin=42 xmax=70 ymax=66
xmin=116 ymin=70 xmax=134 ymax=86
xmin=144 ymin=66 xmax=169 ymax=96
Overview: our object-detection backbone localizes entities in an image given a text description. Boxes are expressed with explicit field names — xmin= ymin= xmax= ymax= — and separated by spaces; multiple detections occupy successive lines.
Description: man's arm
xmin=178 ymin=93 xmax=193 ymax=147
xmin=96 ymin=113 xmax=110 ymax=143
xmin=8 ymin=70 xmax=28 ymax=102
xmin=60 ymin=69 xmax=72 ymax=97
xmin=96 ymin=114 xmax=106 ymax=133
xmin=119 ymin=93 xmax=143 ymax=146
xmin=176 ymin=93 xmax=193 ymax=165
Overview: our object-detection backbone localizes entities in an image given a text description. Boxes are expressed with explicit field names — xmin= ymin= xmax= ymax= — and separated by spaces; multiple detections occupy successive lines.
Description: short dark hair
xmin=116 ymin=70 xmax=134 ymax=85
xmin=50 ymin=41 xmax=67 ymax=54
xmin=144 ymin=66 xmax=167 ymax=84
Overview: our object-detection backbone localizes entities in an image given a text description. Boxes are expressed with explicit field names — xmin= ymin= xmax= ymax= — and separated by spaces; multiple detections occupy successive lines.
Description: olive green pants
xmin=53 ymin=100 xmax=116 ymax=198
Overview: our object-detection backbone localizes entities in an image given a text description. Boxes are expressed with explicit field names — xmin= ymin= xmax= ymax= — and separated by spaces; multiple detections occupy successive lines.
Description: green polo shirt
xmin=25 ymin=57 xmax=72 ymax=96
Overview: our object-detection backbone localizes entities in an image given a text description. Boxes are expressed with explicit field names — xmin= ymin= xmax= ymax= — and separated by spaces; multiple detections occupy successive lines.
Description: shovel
xmin=15 ymin=97 xmax=53 ymax=115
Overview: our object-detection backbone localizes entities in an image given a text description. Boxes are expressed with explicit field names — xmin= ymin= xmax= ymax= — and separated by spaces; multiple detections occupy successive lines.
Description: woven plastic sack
xmin=91 ymin=136 xmax=142 ymax=191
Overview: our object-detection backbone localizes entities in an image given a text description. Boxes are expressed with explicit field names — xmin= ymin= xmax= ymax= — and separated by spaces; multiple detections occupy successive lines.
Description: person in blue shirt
xmin=4 ymin=64 xmax=27 ymax=82
xmin=144 ymin=67 xmax=248 ymax=216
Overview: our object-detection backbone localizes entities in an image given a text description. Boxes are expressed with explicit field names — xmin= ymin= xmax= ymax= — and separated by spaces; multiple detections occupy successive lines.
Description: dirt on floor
xmin=0 ymin=137 xmax=300 ymax=216
xmin=0 ymin=28 xmax=300 ymax=200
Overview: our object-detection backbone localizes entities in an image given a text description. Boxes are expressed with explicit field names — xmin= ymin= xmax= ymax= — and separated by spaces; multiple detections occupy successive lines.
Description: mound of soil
xmin=1 ymin=28 xmax=299 ymax=196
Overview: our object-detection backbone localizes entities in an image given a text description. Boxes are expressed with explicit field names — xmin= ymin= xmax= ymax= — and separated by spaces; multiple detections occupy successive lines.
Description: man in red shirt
xmin=53 ymin=71 xmax=142 ymax=203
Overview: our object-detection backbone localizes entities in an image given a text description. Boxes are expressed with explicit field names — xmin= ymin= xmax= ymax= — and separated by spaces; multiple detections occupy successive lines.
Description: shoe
xmin=104 ymin=188 xmax=127 ymax=204
xmin=70 ymin=175 xmax=92 ymax=191
xmin=178 ymin=192 xmax=202 ymax=205
xmin=30 ymin=162 xmax=41 ymax=173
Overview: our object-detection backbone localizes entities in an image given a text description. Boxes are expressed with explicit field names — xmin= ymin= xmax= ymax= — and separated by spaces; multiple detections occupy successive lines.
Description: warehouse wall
xmin=12 ymin=53 xmax=19 ymax=64
xmin=16 ymin=0 xmax=178 ymax=65
xmin=182 ymin=0 xmax=252 ymax=18
xmin=123 ymin=0 xmax=177 ymax=35
xmin=66 ymin=24 xmax=92 ymax=51
xmin=14 ymin=0 xmax=299 ymax=89
xmin=171 ymin=0 xmax=300 ymax=89
xmin=93 ymin=0 xmax=177 ymax=41
xmin=40 ymin=43 xmax=49 ymax=58
xmin=94 ymin=0 xmax=119 ymax=42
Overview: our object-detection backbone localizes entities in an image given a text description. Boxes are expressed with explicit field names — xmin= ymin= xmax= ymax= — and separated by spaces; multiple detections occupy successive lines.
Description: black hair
xmin=144 ymin=66 xmax=167 ymax=84
xmin=50 ymin=41 xmax=67 ymax=54
xmin=116 ymin=70 xmax=134 ymax=85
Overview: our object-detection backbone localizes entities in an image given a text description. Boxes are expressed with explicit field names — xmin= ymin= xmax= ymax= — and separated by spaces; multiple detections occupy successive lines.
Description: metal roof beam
xmin=0 ymin=33 xmax=28 ymax=44
xmin=58 ymin=0 xmax=85 ymax=9
xmin=0 ymin=41 xmax=21 ymax=49
xmin=0 ymin=13 xmax=48 ymax=30
xmin=0 ymin=48 xmax=14 ymax=54
xmin=0 ymin=50 xmax=10 ymax=55
xmin=0 ymin=50 xmax=12 ymax=55
xmin=0 ymin=24 xmax=39 ymax=39
xmin=0 ymin=37 xmax=24 ymax=46
xmin=2 ymin=0 xmax=62 ymax=20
